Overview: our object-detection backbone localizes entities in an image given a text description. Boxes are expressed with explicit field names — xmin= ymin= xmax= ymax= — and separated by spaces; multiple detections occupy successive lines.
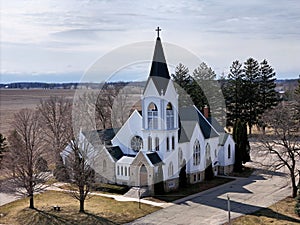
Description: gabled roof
xmin=144 ymin=37 xmax=170 ymax=95
xmin=179 ymin=106 xmax=219 ymax=139
xmin=146 ymin=152 xmax=162 ymax=165
xmin=207 ymin=117 xmax=225 ymax=133
xmin=106 ymin=146 xmax=123 ymax=161
xmin=219 ymin=133 xmax=230 ymax=146
xmin=83 ymin=128 xmax=119 ymax=146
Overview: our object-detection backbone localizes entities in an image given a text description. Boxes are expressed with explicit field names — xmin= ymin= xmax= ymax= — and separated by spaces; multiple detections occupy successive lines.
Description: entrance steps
xmin=123 ymin=187 xmax=149 ymax=198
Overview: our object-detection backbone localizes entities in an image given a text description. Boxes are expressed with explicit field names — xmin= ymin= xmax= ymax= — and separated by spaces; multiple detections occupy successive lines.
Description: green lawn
xmin=223 ymin=197 xmax=300 ymax=225
xmin=153 ymin=177 xmax=234 ymax=202
xmin=0 ymin=191 xmax=160 ymax=225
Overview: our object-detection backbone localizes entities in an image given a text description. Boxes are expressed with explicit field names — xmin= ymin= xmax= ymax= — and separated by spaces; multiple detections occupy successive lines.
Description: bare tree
xmin=3 ymin=109 xmax=50 ymax=209
xmin=65 ymin=135 xmax=95 ymax=213
xmin=38 ymin=96 xmax=72 ymax=180
xmin=259 ymin=102 xmax=300 ymax=197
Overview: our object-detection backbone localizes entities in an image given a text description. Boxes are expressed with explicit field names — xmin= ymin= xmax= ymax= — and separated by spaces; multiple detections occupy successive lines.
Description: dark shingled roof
xmin=83 ymin=128 xmax=119 ymax=146
xmin=207 ymin=117 xmax=225 ymax=133
xmin=106 ymin=146 xmax=123 ymax=161
xmin=179 ymin=106 xmax=219 ymax=140
xmin=145 ymin=37 xmax=170 ymax=95
xmin=146 ymin=152 xmax=162 ymax=165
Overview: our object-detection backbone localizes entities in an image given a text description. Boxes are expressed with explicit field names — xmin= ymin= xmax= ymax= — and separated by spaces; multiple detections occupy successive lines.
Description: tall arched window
xmin=148 ymin=136 xmax=152 ymax=151
xmin=166 ymin=102 xmax=174 ymax=129
xmin=228 ymin=144 xmax=231 ymax=159
xmin=155 ymin=137 xmax=159 ymax=151
xmin=131 ymin=136 xmax=143 ymax=152
xmin=206 ymin=144 xmax=211 ymax=160
xmin=168 ymin=162 xmax=174 ymax=177
xmin=125 ymin=167 xmax=127 ymax=176
xmin=178 ymin=147 xmax=183 ymax=165
xmin=166 ymin=137 xmax=170 ymax=151
xmin=148 ymin=102 xmax=158 ymax=129
xmin=193 ymin=139 xmax=201 ymax=165
xmin=172 ymin=136 xmax=175 ymax=150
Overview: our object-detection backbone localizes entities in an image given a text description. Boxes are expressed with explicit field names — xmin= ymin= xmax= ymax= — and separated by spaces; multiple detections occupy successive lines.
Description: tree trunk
xmin=291 ymin=174 xmax=298 ymax=198
xmin=79 ymin=199 xmax=84 ymax=213
xmin=29 ymin=194 xmax=34 ymax=209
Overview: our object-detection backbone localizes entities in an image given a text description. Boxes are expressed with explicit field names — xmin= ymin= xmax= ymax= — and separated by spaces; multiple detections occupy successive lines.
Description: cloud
xmin=1 ymin=0 xmax=300 ymax=81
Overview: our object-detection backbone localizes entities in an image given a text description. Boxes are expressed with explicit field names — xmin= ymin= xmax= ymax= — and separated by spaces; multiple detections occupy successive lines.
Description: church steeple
xmin=147 ymin=27 xmax=170 ymax=95
xmin=149 ymin=27 xmax=170 ymax=80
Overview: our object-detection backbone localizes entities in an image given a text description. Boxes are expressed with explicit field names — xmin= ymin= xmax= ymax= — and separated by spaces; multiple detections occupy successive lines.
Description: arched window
xmin=168 ymin=162 xmax=174 ymax=177
xmin=166 ymin=102 xmax=174 ymax=129
xmin=166 ymin=137 xmax=170 ymax=151
xmin=148 ymin=102 xmax=158 ymax=129
xmin=228 ymin=144 xmax=231 ymax=159
xmin=131 ymin=136 xmax=143 ymax=152
xmin=125 ymin=167 xmax=127 ymax=176
xmin=121 ymin=166 xmax=123 ymax=176
xmin=148 ymin=136 xmax=152 ymax=151
xmin=172 ymin=136 xmax=175 ymax=150
xmin=103 ymin=159 xmax=107 ymax=172
xmin=155 ymin=137 xmax=159 ymax=151
xmin=117 ymin=166 xmax=120 ymax=175
xmin=193 ymin=139 xmax=201 ymax=165
xmin=206 ymin=144 xmax=211 ymax=160
xmin=178 ymin=148 xmax=183 ymax=165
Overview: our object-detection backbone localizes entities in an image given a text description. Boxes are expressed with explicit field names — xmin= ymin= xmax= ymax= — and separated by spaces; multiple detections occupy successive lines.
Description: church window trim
xmin=131 ymin=135 xmax=143 ymax=152
xmin=166 ymin=102 xmax=174 ymax=129
xmin=148 ymin=102 xmax=158 ymax=129
xmin=148 ymin=136 xmax=152 ymax=151
xmin=168 ymin=162 xmax=174 ymax=177
xmin=171 ymin=136 xmax=175 ymax=150
xmin=166 ymin=137 xmax=170 ymax=151
xmin=193 ymin=139 xmax=201 ymax=166
xmin=155 ymin=137 xmax=159 ymax=151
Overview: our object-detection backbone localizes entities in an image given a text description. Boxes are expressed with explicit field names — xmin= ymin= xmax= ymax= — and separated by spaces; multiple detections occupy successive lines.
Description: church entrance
xmin=139 ymin=165 xmax=148 ymax=187
xmin=205 ymin=157 xmax=214 ymax=180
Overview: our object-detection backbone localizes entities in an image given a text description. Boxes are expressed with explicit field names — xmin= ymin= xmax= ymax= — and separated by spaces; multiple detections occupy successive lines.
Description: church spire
xmin=149 ymin=27 xmax=170 ymax=80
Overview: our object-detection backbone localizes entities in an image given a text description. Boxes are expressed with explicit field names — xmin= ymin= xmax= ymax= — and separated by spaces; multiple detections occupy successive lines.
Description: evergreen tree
xmin=171 ymin=63 xmax=193 ymax=107
xmin=224 ymin=60 xmax=245 ymax=126
xmin=192 ymin=62 xmax=221 ymax=117
xmin=243 ymin=58 xmax=260 ymax=134
xmin=258 ymin=60 xmax=278 ymax=133
xmin=233 ymin=119 xmax=243 ymax=172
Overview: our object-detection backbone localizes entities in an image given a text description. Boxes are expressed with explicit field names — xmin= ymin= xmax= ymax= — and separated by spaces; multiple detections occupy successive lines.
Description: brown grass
xmin=223 ymin=197 xmax=300 ymax=225
xmin=0 ymin=190 xmax=160 ymax=225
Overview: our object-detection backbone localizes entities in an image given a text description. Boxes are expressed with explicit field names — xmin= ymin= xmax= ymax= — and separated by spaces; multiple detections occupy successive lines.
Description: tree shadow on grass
xmin=17 ymin=208 xmax=116 ymax=225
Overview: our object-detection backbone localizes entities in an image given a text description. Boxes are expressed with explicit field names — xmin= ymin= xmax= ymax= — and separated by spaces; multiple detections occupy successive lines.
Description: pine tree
xmin=224 ymin=60 xmax=245 ymax=126
xmin=192 ymin=62 xmax=220 ymax=117
xmin=243 ymin=58 xmax=260 ymax=135
xmin=171 ymin=63 xmax=193 ymax=107
xmin=233 ymin=119 xmax=243 ymax=172
xmin=258 ymin=60 xmax=278 ymax=133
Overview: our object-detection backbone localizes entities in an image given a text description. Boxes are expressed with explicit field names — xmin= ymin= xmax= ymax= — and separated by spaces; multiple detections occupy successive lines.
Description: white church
xmin=63 ymin=32 xmax=235 ymax=195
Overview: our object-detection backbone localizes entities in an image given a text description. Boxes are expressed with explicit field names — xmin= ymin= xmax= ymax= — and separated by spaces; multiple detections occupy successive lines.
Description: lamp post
xmin=227 ymin=194 xmax=231 ymax=225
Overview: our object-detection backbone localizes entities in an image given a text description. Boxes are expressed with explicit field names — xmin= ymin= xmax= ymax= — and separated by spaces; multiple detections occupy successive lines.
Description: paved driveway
xmin=127 ymin=169 xmax=291 ymax=225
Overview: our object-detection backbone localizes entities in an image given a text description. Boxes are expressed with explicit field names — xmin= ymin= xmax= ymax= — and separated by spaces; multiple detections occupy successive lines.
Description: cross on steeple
xmin=155 ymin=26 xmax=161 ymax=38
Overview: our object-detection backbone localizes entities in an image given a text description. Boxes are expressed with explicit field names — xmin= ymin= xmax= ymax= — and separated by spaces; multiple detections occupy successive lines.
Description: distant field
xmin=0 ymin=89 xmax=76 ymax=136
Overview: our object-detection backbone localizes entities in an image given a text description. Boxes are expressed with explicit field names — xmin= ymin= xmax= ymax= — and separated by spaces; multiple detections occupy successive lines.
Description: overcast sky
xmin=1 ymin=0 xmax=300 ymax=83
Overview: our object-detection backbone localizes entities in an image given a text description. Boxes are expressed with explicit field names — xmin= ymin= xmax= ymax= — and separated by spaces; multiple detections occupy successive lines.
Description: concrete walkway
xmin=126 ymin=169 xmax=291 ymax=225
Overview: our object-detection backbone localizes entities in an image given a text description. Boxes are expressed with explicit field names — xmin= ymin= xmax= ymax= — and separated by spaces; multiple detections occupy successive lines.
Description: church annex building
xmin=62 ymin=33 xmax=235 ymax=195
